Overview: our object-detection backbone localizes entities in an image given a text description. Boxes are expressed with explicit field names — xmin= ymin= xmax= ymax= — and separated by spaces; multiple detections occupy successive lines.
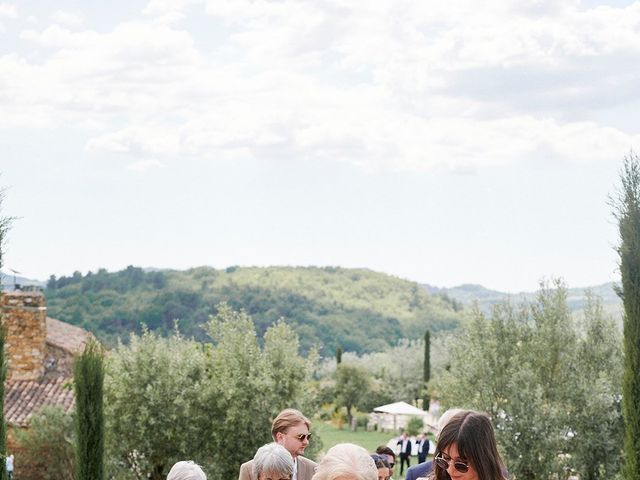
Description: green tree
xmin=204 ymin=306 xmax=318 ymax=480
xmin=75 ymin=339 xmax=105 ymax=480
xmin=104 ymin=328 xmax=210 ymax=480
xmin=334 ymin=363 xmax=370 ymax=428
xmin=571 ymin=294 xmax=623 ymax=480
xmin=336 ymin=345 xmax=342 ymax=365
xmin=317 ymin=338 xmax=433 ymax=409
xmin=15 ymin=406 xmax=75 ymax=480
xmin=406 ymin=416 xmax=424 ymax=436
xmin=105 ymin=305 xmax=316 ymax=480
xmin=434 ymin=282 xmax=623 ymax=480
xmin=614 ymin=154 xmax=640 ymax=480
xmin=423 ymin=330 xmax=430 ymax=410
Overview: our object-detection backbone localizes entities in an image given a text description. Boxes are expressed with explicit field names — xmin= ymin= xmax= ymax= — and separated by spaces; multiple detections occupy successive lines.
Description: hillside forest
xmin=44 ymin=265 xmax=464 ymax=355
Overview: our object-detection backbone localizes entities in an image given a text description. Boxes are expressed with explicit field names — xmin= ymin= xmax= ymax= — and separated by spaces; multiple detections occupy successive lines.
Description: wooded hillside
xmin=45 ymin=265 xmax=464 ymax=354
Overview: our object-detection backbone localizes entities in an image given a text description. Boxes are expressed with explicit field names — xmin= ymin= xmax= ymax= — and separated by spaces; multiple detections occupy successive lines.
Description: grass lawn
xmin=313 ymin=422 xmax=429 ymax=479
xmin=315 ymin=421 xmax=396 ymax=453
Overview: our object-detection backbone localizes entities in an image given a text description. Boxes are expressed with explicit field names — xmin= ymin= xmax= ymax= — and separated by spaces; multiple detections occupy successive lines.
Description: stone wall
xmin=1 ymin=291 xmax=47 ymax=381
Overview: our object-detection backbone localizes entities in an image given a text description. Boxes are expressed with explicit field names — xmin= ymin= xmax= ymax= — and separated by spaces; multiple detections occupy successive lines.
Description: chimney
xmin=1 ymin=291 xmax=47 ymax=381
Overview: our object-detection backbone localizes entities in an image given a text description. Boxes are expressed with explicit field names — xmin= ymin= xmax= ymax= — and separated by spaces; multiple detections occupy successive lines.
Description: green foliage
xmin=433 ymin=282 xmax=623 ymax=480
xmin=336 ymin=345 xmax=342 ymax=365
xmin=105 ymin=304 xmax=317 ymax=480
xmin=205 ymin=305 xmax=319 ymax=478
xmin=104 ymin=328 xmax=210 ymax=480
xmin=74 ymin=339 xmax=105 ymax=480
xmin=44 ymin=266 xmax=463 ymax=355
xmin=406 ymin=416 xmax=424 ymax=436
xmin=15 ymin=406 xmax=76 ymax=480
xmin=613 ymin=153 xmax=640 ymax=480
xmin=571 ymin=295 xmax=624 ymax=480
xmin=318 ymin=337 xmax=443 ymax=410
xmin=334 ymin=363 xmax=371 ymax=427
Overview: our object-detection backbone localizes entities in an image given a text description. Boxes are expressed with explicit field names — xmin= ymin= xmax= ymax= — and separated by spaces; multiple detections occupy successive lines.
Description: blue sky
xmin=1 ymin=0 xmax=637 ymax=292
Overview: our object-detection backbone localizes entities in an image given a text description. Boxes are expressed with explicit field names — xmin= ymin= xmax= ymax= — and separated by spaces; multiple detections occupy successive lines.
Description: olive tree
xmin=105 ymin=305 xmax=317 ymax=480
xmin=434 ymin=282 xmax=623 ymax=480
xmin=105 ymin=328 xmax=210 ymax=480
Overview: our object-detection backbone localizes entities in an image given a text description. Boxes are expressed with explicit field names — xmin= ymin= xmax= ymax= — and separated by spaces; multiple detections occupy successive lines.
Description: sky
xmin=1 ymin=0 xmax=638 ymax=293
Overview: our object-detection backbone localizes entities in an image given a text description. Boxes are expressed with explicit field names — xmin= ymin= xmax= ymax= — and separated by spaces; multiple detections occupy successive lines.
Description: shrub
xmin=15 ymin=406 xmax=76 ymax=480
xmin=406 ymin=416 xmax=424 ymax=436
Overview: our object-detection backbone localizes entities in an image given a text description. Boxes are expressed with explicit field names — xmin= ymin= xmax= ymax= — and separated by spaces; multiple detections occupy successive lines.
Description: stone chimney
xmin=1 ymin=290 xmax=47 ymax=381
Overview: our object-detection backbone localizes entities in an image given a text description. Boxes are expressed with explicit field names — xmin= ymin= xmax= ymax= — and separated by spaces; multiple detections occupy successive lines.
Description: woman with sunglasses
xmin=432 ymin=410 xmax=507 ymax=480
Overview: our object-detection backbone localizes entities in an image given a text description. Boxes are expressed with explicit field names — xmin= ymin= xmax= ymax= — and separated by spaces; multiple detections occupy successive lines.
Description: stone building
xmin=1 ymin=289 xmax=93 ymax=474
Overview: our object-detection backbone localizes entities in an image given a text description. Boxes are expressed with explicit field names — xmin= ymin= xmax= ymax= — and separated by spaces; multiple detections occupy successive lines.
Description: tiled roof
xmin=46 ymin=317 xmax=93 ymax=354
xmin=5 ymin=377 xmax=75 ymax=427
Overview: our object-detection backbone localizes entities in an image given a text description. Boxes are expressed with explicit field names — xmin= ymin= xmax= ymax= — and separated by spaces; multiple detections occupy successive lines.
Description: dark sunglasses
xmin=293 ymin=433 xmax=312 ymax=441
xmin=435 ymin=455 xmax=470 ymax=473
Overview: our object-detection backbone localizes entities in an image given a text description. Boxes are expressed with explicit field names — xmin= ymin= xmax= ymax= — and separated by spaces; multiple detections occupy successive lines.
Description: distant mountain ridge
xmin=0 ymin=271 xmax=46 ymax=291
xmin=423 ymin=281 xmax=622 ymax=317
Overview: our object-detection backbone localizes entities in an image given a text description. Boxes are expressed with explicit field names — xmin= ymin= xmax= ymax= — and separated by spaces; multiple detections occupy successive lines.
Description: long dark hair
xmin=433 ymin=410 xmax=506 ymax=480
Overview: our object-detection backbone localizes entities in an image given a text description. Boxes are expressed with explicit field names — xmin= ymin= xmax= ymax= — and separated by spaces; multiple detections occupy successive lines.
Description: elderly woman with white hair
xmin=252 ymin=442 xmax=296 ymax=480
xmin=166 ymin=460 xmax=206 ymax=480
xmin=312 ymin=443 xmax=377 ymax=480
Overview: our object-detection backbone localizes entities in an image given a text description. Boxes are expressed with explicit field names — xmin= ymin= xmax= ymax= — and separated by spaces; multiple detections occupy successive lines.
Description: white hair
xmin=167 ymin=460 xmax=206 ymax=480
xmin=437 ymin=408 xmax=465 ymax=437
xmin=311 ymin=443 xmax=377 ymax=480
xmin=253 ymin=443 xmax=295 ymax=479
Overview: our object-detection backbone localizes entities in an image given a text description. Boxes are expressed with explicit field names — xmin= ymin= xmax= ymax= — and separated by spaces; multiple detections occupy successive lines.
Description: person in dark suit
xmin=396 ymin=432 xmax=412 ymax=475
xmin=405 ymin=460 xmax=432 ymax=480
xmin=416 ymin=433 xmax=430 ymax=464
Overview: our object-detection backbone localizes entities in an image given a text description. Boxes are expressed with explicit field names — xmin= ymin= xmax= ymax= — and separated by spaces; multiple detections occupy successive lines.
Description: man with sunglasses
xmin=238 ymin=409 xmax=317 ymax=480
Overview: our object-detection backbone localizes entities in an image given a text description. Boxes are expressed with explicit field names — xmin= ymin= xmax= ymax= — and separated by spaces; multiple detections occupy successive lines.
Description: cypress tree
xmin=74 ymin=339 xmax=105 ymax=480
xmin=614 ymin=153 xmax=640 ymax=480
xmin=423 ymin=330 xmax=430 ymax=411
xmin=336 ymin=345 xmax=342 ymax=365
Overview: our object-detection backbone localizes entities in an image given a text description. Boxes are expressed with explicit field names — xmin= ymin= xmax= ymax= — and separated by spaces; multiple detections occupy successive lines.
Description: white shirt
xmin=292 ymin=456 xmax=298 ymax=480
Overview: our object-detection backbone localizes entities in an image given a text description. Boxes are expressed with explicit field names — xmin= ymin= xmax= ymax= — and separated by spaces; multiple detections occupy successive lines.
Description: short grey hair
xmin=437 ymin=408 xmax=465 ymax=437
xmin=311 ymin=443 xmax=377 ymax=480
xmin=252 ymin=442 xmax=295 ymax=479
xmin=166 ymin=460 xmax=206 ymax=480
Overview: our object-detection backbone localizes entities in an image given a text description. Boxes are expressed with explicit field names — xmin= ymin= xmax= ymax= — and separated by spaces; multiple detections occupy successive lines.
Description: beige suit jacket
xmin=239 ymin=455 xmax=317 ymax=480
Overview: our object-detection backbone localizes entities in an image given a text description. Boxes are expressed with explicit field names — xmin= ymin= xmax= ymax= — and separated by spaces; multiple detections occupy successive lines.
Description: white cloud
xmin=0 ymin=3 xmax=17 ymax=19
xmin=51 ymin=11 xmax=83 ymax=27
xmin=2 ymin=1 xmax=640 ymax=171
xmin=126 ymin=159 xmax=165 ymax=171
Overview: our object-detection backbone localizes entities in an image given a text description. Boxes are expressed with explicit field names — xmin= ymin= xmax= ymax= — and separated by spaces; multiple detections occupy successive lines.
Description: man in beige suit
xmin=239 ymin=409 xmax=317 ymax=480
